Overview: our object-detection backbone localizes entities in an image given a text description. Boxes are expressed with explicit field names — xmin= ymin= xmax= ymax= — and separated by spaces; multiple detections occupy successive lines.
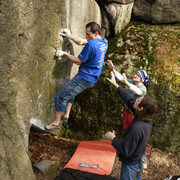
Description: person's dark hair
xmin=135 ymin=95 xmax=158 ymax=122
xmin=86 ymin=22 xmax=101 ymax=35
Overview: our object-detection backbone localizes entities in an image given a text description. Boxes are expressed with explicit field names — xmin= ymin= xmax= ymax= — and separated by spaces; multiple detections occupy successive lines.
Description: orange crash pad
xmin=64 ymin=141 xmax=116 ymax=175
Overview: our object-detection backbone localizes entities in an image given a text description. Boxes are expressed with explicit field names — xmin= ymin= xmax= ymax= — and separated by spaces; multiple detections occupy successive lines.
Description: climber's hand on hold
xmin=59 ymin=28 xmax=72 ymax=39
xmin=55 ymin=50 xmax=65 ymax=57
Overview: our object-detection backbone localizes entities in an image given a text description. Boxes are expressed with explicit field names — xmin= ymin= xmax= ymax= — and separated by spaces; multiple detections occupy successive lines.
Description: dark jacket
xmin=112 ymin=86 xmax=152 ymax=165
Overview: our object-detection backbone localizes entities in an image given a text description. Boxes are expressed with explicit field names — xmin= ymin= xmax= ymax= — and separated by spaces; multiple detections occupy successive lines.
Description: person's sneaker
xmin=62 ymin=117 xmax=68 ymax=124
xmin=44 ymin=122 xmax=61 ymax=130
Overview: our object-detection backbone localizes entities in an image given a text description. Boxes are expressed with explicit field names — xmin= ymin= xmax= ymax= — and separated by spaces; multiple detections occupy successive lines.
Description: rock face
xmin=105 ymin=2 xmax=134 ymax=36
xmin=1 ymin=0 xmax=179 ymax=178
xmin=96 ymin=0 xmax=134 ymax=36
xmin=1 ymin=0 xmax=134 ymax=177
xmin=0 ymin=0 xmax=101 ymax=179
xmin=132 ymin=0 xmax=180 ymax=23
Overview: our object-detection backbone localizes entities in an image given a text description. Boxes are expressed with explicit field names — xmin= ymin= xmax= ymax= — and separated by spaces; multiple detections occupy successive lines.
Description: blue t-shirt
xmin=77 ymin=38 xmax=108 ymax=83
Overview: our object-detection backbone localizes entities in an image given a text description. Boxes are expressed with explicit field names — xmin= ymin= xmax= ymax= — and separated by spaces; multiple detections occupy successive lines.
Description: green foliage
xmin=58 ymin=123 xmax=71 ymax=139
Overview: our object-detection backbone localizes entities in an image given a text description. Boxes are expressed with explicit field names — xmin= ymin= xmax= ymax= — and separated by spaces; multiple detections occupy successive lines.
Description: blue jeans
xmin=54 ymin=74 xmax=95 ymax=112
xmin=120 ymin=163 xmax=142 ymax=180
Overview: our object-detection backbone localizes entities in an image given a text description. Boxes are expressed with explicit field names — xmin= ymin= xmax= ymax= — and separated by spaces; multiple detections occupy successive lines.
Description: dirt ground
xmin=29 ymin=133 xmax=180 ymax=180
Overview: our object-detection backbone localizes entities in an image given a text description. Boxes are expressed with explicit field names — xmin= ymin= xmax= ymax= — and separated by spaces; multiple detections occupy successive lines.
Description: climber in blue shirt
xmin=105 ymin=71 xmax=157 ymax=180
xmin=45 ymin=22 xmax=108 ymax=130
xmin=78 ymin=38 xmax=107 ymax=83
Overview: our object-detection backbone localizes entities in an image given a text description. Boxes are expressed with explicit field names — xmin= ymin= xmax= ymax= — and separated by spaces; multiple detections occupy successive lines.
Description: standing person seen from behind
xmin=45 ymin=22 xmax=108 ymax=130
xmin=107 ymin=60 xmax=150 ymax=130
xmin=105 ymin=71 xmax=157 ymax=180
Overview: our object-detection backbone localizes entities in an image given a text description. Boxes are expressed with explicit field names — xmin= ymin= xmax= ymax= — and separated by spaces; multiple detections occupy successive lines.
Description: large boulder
xmin=105 ymin=2 xmax=134 ymax=36
xmin=132 ymin=0 xmax=180 ymax=23
xmin=0 ymin=0 xmax=101 ymax=179
xmin=96 ymin=0 xmax=134 ymax=36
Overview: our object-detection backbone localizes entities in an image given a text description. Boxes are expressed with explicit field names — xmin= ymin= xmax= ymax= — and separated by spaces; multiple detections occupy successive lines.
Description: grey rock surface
xmin=132 ymin=0 xmax=180 ymax=23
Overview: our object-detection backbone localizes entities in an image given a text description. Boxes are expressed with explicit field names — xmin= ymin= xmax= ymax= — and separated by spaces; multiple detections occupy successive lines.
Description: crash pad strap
xmin=54 ymin=168 xmax=117 ymax=180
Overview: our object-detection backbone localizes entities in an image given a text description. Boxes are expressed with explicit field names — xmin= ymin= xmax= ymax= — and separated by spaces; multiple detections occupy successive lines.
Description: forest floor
xmin=29 ymin=133 xmax=180 ymax=180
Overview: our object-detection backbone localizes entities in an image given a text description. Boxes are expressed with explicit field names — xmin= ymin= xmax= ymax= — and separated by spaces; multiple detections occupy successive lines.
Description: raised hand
xmin=107 ymin=71 xmax=116 ymax=84
xmin=107 ymin=71 xmax=119 ymax=88
xmin=106 ymin=60 xmax=114 ymax=71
